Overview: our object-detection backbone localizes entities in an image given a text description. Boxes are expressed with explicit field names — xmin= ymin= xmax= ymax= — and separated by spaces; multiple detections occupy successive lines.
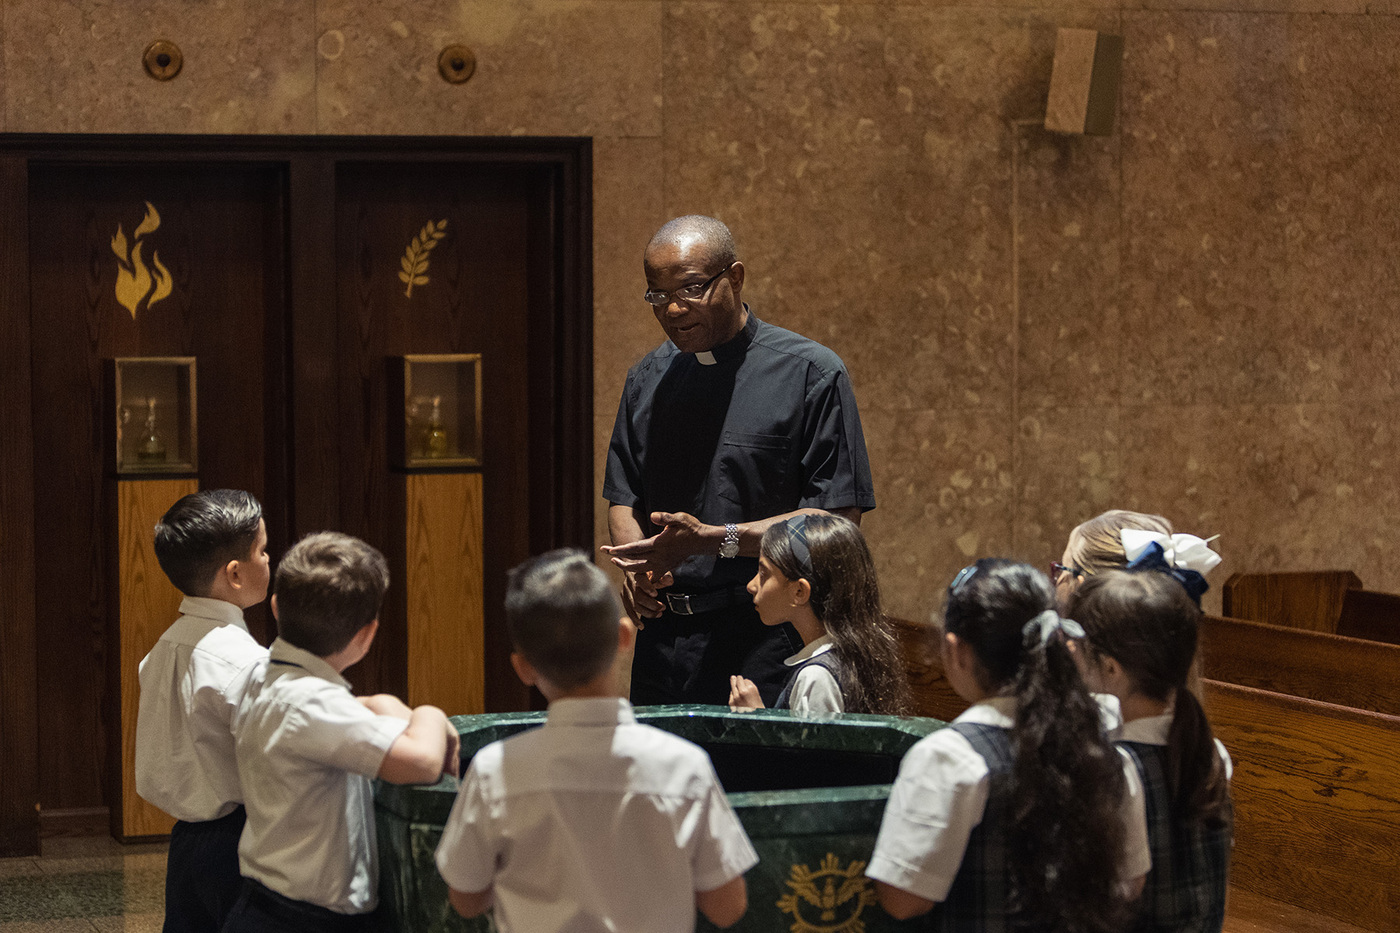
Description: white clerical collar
xmin=695 ymin=351 xmax=717 ymax=365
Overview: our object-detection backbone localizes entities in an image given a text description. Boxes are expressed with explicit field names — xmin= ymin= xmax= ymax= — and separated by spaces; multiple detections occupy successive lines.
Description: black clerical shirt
xmin=604 ymin=312 xmax=875 ymax=592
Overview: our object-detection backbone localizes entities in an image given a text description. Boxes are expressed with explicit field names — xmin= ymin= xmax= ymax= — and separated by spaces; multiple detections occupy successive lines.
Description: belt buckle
xmin=665 ymin=592 xmax=694 ymax=616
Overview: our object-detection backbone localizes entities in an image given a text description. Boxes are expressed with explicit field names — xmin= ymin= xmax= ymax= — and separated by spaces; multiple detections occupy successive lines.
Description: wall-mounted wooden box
xmin=389 ymin=354 xmax=482 ymax=470
xmin=107 ymin=357 xmax=197 ymax=475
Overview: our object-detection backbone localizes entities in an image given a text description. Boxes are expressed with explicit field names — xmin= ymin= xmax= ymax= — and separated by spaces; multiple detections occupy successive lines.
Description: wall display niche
xmin=107 ymin=357 xmax=197 ymax=474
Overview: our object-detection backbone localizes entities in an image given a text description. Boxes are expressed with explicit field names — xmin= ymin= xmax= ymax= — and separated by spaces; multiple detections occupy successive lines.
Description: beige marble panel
xmin=1123 ymin=0 xmax=1368 ymax=14
xmin=1013 ymin=405 xmax=1124 ymax=567
xmin=859 ymin=405 xmax=1015 ymax=623
xmin=1015 ymin=125 xmax=1121 ymax=409
xmin=1120 ymin=13 xmax=1302 ymax=406
xmin=1119 ymin=403 xmax=1400 ymax=605
xmin=0 ymin=10 xmax=6 ymax=133
xmin=1283 ymin=14 xmax=1400 ymax=403
xmin=4 ymin=0 xmax=316 ymax=134
xmin=663 ymin=3 xmax=1079 ymax=414
xmin=315 ymin=0 xmax=662 ymax=137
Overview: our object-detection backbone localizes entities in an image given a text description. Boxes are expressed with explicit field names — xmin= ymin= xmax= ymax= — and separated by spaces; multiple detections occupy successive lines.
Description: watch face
xmin=720 ymin=541 xmax=740 ymax=559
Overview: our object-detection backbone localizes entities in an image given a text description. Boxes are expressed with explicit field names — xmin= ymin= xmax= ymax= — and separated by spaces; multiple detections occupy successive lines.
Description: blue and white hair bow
xmin=1120 ymin=530 xmax=1220 ymax=605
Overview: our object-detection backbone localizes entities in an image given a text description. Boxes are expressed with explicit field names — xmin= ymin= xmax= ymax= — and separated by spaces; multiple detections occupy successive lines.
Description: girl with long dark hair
xmin=1069 ymin=570 xmax=1233 ymax=933
xmin=867 ymin=559 xmax=1149 ymax=931
xmin=727 ymin=512 xmax=910 ymax=716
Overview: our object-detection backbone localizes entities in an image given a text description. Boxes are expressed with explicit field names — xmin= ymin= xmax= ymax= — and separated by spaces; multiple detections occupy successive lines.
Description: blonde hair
xmin=1065 ymin=509 xmax=1173 ymax=576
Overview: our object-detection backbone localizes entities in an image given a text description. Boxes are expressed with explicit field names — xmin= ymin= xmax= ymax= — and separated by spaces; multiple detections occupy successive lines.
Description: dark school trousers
xmin=221 ymin=879 xmax=384 ymax=933
xmin=630 ymin=598 xmax=801 ymax=707
xmin=163 ymin=806 xmax=246 ymax=933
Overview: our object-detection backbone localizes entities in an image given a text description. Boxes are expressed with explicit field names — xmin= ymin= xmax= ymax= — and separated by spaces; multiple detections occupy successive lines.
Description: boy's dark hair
xmin=1069 ymin=569 xmax=1231 ymax=826
xmin=154 ymin=489 xmax=264 ymax=597
xmin=274 ymin=532 xmax=389 ymax=657
xmin=505 ymin=549 xmax=622 ymax=689
xmin=943 ymin=559 xmax=1130 ymax=933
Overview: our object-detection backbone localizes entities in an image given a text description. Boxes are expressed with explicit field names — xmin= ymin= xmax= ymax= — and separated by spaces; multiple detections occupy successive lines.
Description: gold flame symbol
xmin=112 ymin=202 xmax=173 ymax=318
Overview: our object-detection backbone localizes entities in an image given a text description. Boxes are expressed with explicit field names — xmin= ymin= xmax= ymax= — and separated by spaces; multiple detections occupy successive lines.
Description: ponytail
xmin=1168 ymin=687 xmax=1231 ymax=827
xmin=945 ymin=561 xmax=1132 ymax=933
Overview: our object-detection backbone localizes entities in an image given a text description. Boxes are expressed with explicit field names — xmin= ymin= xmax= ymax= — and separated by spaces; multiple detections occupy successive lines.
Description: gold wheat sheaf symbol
xmin=112 ymin=202 xmax=173 ymax=318
xmin=399 ymin=219 xmax=448 ymax=298
xmin=776 ymin=853 xmax=877 ymax=933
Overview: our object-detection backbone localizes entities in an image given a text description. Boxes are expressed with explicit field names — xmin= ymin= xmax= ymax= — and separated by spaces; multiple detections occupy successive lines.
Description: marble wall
xmin=3 ymin=0 xmax=1396 ymax=623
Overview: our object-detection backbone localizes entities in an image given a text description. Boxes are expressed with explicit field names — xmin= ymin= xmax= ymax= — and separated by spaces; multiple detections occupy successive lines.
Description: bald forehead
xmin=644 ymin=215 xmax=736 ymax=269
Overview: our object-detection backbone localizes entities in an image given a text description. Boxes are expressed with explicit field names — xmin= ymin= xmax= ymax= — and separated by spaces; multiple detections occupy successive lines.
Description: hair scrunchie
xmin=1022 ymin=609 xmax=1086 ymax=648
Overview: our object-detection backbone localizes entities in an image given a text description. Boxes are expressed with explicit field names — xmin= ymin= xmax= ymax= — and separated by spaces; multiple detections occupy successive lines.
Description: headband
xmin=783 ymin=515 xmax=814 ymax=579
xmin=1022 ymin=609 xmax=1086 ymax=647
xmin=1121 ymin=530 xmax=1220 ymax=606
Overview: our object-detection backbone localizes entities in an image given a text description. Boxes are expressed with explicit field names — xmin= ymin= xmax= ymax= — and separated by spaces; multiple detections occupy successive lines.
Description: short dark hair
xmin=154 ymin=489 xmax=264 ymax=597
xmin=274 ymin=532 xmax=389 ymax=657
xmin=646 ymin=215 xmax=738 ymax=270
xmin=505 ymin=549 xmax=621 ymax=689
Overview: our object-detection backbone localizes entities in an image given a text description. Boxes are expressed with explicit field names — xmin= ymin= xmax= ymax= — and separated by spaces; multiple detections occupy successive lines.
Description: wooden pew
xmin=1335 ymin=588 xmax=1400 ymax=646
xmin=889 ymin=615 xmax=967 ymax=722
xmin=1204 ymin=680 xmax=1400 ymax=933
xmin=1199 ymin=614 xmax=1400 ymax=716
xmin=1222 ymin=571 xmax=1362 ymax=633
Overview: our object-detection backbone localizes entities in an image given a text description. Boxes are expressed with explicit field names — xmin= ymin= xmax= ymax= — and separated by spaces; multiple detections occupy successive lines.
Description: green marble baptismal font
xmin=375 ymin=705 xmax=943 ymax=932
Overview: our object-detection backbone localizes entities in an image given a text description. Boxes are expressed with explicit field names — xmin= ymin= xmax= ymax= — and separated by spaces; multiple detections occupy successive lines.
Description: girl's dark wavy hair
xmin=761 ymin=513 xmax=910 ymax=715
xmin=1069 ymin=569 xmax=1230 ymax=827
xmin=943 ymin=559 xmax=1131 ymax=933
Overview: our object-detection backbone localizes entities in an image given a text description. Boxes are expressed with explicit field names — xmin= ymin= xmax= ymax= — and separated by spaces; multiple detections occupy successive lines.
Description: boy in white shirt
xmin=435 ymin=549 xmax=758 ymax=933
xmin=225 ymin=531 xmax=459 ymax=933
xmin=137 ymin=489 xmax=271 ymax=933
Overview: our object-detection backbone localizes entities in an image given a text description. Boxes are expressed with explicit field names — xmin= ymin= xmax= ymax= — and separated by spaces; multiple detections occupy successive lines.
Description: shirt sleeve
xmin=797 ymin=369 xmax=875 ymax=512
xmin=690 ymin=767 xmax=760 ymax=892
xmin=276 ymin=687 xmax=409 ymax=779
xmin=788 ymin=665 xmax=844 ymax=717
xmin=435 ymin=762 xmax=499 ymax=895
xmin=1116 ymin=748 xmax=1153 ymax=883
xmin=865 ymin=730 xmax=990 ymax=902
xmin=603 ymin=372 xmax=643 ymax=508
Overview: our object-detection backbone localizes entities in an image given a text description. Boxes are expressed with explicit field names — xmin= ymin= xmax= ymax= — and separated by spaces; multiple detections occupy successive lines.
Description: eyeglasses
xmin=643 ymin=262 xmax=735 ymax=307
xmin=1049 ymin=561 xmax=1085 ymax=584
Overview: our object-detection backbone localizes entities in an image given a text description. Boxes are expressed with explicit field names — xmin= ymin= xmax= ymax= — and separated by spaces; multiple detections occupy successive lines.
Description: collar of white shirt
xmin=1115 ymin=712 xmax=1173 ymax=746
xmin=178 ymin=595 xmax=251 ymax=632
xmin=952 ymin=695 xmax=1017 ymax=728
xmin=783 ymin=633 xmax=834 ymax=667
xmin=544 ymin=696 xmax=636 ymax=728
xmin=268 ymin=637 xmax=352 ymax=689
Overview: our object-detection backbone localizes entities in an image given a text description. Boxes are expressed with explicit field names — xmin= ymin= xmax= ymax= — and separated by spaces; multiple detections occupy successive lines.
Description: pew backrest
xmin=1204 ymin=680 xmax=1400 ymax=933
xmin=1335 ymin=588 xmax=1400 ymax=646
xmin=889 ymin=616 xmax=968 ymax=722
xmin=1222 ymin=570 xmax=1362 ymax=633
xmin=1200 ymin=614 xmax=1400 ymax=716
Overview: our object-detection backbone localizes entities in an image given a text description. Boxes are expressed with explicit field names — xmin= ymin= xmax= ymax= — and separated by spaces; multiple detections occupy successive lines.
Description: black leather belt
xmin=663 ymin=585 xmax=748 ymax=616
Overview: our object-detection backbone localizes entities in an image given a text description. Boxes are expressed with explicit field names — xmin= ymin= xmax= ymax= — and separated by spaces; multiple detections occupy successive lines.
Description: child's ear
xmin=509 ymin=652 xmax=537 ymax=687
xmin=791 ymin=577 xmax=812 ymax=607
xmin=352 ymin=619 xmax=379 ymax=654
xmin=617 ymin=615 xmax=637 ymax=653
xmin=270 ymin=594 xmax=280 ymax=621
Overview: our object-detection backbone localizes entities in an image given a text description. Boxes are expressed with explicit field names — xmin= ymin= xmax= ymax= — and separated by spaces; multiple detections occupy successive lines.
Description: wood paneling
xmin=115 ymin=479 xmax=194 ymax=839
xmin=1222 ymin=570 xmax=1362 ymax=633
xmin=1200 ymin=614 xmax=1400 ymax=716
xmin=404 ymin=473 xmax=484 ymax=714
xmin=1205 ymin=680 xmax=1400 ymax=932
xmin=0 ymin=156 xmax=39 ymax=856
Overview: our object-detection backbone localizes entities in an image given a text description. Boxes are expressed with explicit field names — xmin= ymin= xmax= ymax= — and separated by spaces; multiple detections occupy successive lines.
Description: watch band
xmin=719 ymin=522 xmax=740 ymax=559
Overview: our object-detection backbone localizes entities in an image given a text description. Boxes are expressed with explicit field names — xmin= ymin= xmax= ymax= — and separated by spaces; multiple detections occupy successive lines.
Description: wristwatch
xmin=719 ymin=523 xmax=740 ymax=559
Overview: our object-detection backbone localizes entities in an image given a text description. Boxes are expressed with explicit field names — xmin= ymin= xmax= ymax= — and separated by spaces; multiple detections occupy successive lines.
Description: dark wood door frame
xmin=0 ymin=133 xmax=593 ymax=856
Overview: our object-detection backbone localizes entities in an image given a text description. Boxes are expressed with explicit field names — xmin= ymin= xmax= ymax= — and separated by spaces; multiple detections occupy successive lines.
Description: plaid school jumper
xmin=927 ymin=722 xmax=1014 ymax=933
xmin=1117 ymin=741 xmax=1232 ymax=933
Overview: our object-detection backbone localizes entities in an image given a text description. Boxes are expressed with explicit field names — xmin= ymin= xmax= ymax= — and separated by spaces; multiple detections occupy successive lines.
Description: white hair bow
xmin=1120 ymin=530 xmax=1222 ymax=576
xmin=1023 ymin=609 xmax=1086 ymax=647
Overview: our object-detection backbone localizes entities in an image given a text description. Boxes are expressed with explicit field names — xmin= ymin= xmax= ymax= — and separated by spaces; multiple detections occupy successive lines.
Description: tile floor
xmin=0 ymin=837 xmax=166 ymax=933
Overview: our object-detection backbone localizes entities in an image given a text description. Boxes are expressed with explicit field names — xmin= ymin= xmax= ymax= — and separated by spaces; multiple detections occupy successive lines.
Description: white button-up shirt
xmin=232 ymin=638 xmax=409 ymax=914
xmin=436 ymin=696 xmax=759 ymax=933
xmin=867 ymin=696 xmax=1152 ymax=902
xmin=136 ymin=596 xmax=268 ymax=822
xmin=782 ymin=634 xmax=844 ymax=715
xmin=1115 ymin=710 xmax=1233 ymax=780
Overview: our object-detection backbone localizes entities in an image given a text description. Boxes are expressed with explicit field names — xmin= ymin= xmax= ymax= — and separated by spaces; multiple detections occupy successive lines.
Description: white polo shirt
xmin=782 ymin=634 xmax=844 ymax=715
xmin=136 ymin=596 xmax=268 ymax=822
xmin=232 ymin=638 xmax=409 ymax=914
xmin=1115 ymin=710 xmax=1233 ymax=780
xmin=866 ymin=696 xmax=1152 ymax=902
xmin=435 ymin=696 xmax=759 ymax=933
